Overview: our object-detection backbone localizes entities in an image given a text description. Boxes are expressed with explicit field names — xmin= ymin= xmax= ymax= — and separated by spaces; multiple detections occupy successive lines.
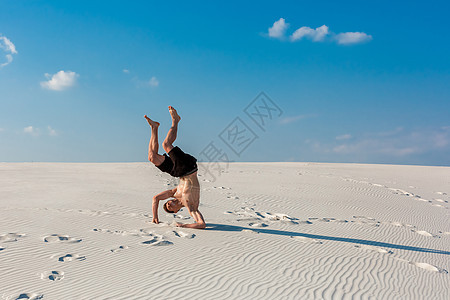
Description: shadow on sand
xmin=206 ymin=223 xmax=450 ymax=255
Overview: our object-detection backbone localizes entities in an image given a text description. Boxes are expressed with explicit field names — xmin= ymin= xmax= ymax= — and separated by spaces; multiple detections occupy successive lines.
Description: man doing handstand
xmin=144 ymin=106 xmax=206 ymax=229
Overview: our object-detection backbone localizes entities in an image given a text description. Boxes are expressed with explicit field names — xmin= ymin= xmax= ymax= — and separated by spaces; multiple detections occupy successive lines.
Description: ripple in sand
xmin=290 ymin=236 xmax=323 ymax=244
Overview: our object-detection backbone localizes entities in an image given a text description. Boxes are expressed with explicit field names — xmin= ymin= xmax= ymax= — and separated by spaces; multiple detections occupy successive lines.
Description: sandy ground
xmin=0 ymin=162 xmax=449 ymax=300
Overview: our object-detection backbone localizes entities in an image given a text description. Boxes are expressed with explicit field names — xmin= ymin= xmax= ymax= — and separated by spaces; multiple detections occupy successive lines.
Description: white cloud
xmin=0 ymin=36 xmax=17 ymax=54
xmin=335 ymin=32 xmax=372 ymax=45
xmin=131 ymin=76 xmax=160 ymax=88
xmin=41 ymin=70 xmax=79 ymax=91
xmin=266 ymin=19 xmax=372 ymax=45
xmin=268 ymin=18 xmax=289 ymax=39
xmin=48 ymin=126 xmax=58 ymax=136
xmin=336 ymin=134 xmax=352 ymax=140
xmin=0 ymin=35 xmax=18 ymax=68
xmin=123 ymin=69 xmax=130 ymax=74
xmin=23 ymin=126 xmax=59 ymax=137
xmin=0 ymin=54 xmax=13 ymax=68
xmin=291 ymin=25 xmax=329 ymax=42
xmin=0 ymin=128 xmax=4 ymax=132
xmin=24 ymin=126 xmax=40 ymax=137
xmin=148 ymin=76 xmax=159 ymax=87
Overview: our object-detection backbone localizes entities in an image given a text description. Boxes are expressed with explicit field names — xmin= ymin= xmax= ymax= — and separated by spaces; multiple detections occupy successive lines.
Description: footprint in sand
xmin=436 ymin=191 xmax=447 ymax=195
xmin=111 ymin=245 xmax=129 ymax=253
xmin=313 ymin=217 xmax=349 ymax=223
xmin=43 ymin=234 xmax=82 ymax=243
xmin=414 ymin=198 xmax=430 ymax=202
xmin=57 ymin=254 xmax=86 ymax=262
xmin=261 ymin=212 xmax=300 ymax=225
xmin=372 ymin=183 xmax=386 ymax=187
xmin=355 ymin=244 xmax=393 ymax=254
xmin=298 ymin=220 xmax=314 ymax=225
xmin=141 ymin=234 xmax=173 ymax=246
xmin=227 ymin=208 xmax=302 ymax=225
xmin=409 ymin=262 xmax=448 ymax=274
xmin=334 ymin=219 xmax=349 ymax=223
xmin=93 ymin=228 xmax=158 ymax=238
xmin=142 ymin=238 xmax=173 ymax=246
xmin=388 ymin=221 xmax=415 ymax=228
xmin=290 ymin=236 xmax=323 ymax=244
xmin=93 ymin=228 xmax=118 ymax=234
xmin=93 ymin=228 xmax=133 ymax=235
xmin=351 ymin=216 xmax=381 ymax=227
xmin=10 ymin=293 xmax=44 ymax=300
xmin=248 ymin=222 xmax=268 ymax=228
xmin=435 ymin=199 xmax=448 ymax=203
xmin=41 ymin=270 xmax=64 ymax=281
xmin=171 ymin=230 xmax=196 ymax=239
xmin=385 ymin=222 xmax=444 ymax=237
xmin=411 ymin=230 xmax=439 ymax=238
xmin=76 ymin=209 xmax=112 ymax=217
xmin=212 ymin=186 xmax=231 ymax=190
xmin=388 ymin=188 xmax=415 ymax=197
xmin=274 ymin=214 xmax=297 ymax=222
xmin=131 ymin=229 xmax=159 ymax=237
xmin=319 ymin=217 xmax=337 ymax=222
xmin=0 ymin=233 xmax=26 ymax=242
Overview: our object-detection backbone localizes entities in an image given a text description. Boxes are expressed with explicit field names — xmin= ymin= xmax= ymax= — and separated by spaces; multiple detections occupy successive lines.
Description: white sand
xmin=0 ymin=162 xmax=449 ymax=300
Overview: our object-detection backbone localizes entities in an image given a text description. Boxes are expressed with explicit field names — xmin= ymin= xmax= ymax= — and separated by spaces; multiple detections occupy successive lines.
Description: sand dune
xmin=0 ymin=162 xmax=449 ymax=299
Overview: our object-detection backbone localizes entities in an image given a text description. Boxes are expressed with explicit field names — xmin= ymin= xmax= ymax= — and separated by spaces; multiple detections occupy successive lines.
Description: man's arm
xmin=177 ymin=209 xmax=206 ymax=229
xmin=152 ymin=188 xmax=177 ymax=223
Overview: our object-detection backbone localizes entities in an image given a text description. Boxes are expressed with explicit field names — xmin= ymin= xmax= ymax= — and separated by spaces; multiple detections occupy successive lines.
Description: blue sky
xmin=1 ymin=0 xmax=449 ymax=165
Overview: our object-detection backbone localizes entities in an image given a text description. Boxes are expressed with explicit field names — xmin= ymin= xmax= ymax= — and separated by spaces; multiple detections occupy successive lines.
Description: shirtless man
xmin=144 ymin=106 xmax=206 ymax=229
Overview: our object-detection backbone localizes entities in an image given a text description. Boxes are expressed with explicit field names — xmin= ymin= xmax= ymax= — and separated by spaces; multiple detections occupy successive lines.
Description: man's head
xmin=163 ymin=199 xmax=183 ymax=213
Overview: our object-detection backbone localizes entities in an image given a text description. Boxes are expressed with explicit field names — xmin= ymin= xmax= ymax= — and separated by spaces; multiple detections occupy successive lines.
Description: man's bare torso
xmin=174 ymin=171 xmax=200 ymax=211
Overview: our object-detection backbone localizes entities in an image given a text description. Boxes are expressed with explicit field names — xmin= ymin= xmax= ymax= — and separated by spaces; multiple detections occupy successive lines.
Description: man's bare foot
xmin=168 ymin=106 xmax=181 ymax=123
xmin=144 ymin=115 xmax=160 ymax=128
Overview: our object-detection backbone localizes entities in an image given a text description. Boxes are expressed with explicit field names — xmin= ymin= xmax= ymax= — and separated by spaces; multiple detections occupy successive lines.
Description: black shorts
xmin=156 ymin=146 xmax=198 ymax=178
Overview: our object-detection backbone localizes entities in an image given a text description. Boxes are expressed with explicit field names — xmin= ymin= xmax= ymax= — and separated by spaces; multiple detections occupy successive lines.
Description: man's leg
xmin=144 ymin=115 xmax=165 ymax=166
xmin=162 ymin=106 xmax=181 ymax=154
